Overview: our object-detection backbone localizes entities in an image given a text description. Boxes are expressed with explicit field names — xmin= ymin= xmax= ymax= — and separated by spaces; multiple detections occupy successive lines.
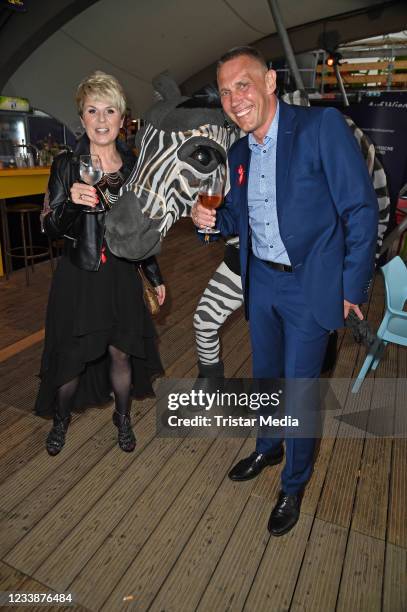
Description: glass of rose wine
xmin=197 ymin=173 xmax=224 ymax=239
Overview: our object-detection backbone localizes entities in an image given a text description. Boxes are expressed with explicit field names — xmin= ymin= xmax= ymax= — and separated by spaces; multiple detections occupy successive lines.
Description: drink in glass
xmin=197 ymin=175 xmax=224 ymax=235
xmin=79 ymin=155 xmax=104 ymax=212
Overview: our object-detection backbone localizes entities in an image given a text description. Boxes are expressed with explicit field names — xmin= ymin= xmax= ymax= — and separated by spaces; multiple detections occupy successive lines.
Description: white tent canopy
xmin=2 ymin=0 xmax=403 ymax=133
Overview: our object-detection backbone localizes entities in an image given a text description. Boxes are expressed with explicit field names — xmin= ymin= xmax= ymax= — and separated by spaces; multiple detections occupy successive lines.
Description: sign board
xmin=0 ymin=96 xmax=30 ymax=112
xmin=347 ymin=92 xmax=407 ymax=220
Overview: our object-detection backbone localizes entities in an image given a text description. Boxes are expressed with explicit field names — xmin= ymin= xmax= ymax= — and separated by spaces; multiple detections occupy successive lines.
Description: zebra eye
xmin=178 ymin=137 xmax=226 ymax=174
xmin=191 ymin=147 xmax=212 ymax=166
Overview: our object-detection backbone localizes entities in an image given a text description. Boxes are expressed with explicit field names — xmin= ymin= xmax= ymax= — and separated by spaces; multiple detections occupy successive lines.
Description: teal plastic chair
xmin=352 ymin=256 xmax=407 ymax=393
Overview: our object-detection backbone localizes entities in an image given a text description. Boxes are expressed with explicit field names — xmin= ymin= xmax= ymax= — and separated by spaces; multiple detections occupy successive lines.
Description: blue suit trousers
xmin=249 ymin=255 xmax=329 ymax=494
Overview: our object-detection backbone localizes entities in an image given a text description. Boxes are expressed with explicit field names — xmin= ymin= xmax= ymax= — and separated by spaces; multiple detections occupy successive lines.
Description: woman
xmin=36 ymin=71 xmax=165 ymax=455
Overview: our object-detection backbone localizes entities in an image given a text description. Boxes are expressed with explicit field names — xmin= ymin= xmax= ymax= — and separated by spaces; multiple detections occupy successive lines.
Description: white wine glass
xmin=79 ymin=154 xmax=104 ymax=213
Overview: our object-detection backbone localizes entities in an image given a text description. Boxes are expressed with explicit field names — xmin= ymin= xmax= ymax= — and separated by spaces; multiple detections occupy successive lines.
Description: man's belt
xmin=262 ymin=260 xmax=293 ymax=273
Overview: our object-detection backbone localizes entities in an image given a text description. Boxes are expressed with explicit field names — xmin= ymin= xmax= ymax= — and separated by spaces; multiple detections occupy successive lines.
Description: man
xmin=191 ymin=46 xmax=378 ymax=536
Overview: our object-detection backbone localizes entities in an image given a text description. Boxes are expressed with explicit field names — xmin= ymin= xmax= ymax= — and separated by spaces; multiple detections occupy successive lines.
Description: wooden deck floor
xmin=0 ymin=220 xmax=406 ymax=612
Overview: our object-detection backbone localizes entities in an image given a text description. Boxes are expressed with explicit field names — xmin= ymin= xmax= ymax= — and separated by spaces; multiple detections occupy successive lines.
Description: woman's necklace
xmin=98 ymin=170 xmax=124 ymax=209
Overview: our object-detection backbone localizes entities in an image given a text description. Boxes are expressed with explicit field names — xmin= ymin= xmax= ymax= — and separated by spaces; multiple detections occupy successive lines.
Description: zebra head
xmin=105 ymin=72 xmax=239 ymax=260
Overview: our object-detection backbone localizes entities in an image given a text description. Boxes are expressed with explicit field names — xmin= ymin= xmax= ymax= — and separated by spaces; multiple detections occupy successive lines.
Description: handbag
xmin=139 ymin=268 xmax=160 ymax=316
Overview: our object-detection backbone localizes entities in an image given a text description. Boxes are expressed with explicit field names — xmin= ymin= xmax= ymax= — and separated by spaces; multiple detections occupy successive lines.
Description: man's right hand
xmin=191 ymin=202 xmax=217 ymax=230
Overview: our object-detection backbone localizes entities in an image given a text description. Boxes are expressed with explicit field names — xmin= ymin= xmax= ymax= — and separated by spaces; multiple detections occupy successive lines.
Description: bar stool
xmin=0 ymin=201 xmax=54 ymax=285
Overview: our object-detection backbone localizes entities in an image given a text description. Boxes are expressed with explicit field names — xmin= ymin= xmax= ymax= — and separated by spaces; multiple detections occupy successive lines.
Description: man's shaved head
xmin=217 ymin=46 xmax=268 ymax=74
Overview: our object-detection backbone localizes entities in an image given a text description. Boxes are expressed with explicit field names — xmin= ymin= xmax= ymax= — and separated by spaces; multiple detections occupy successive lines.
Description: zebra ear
xmin=280 ymin=90 xmax=310 ymax=107
xmin=152 ymin=72 xmax=181 ymax=102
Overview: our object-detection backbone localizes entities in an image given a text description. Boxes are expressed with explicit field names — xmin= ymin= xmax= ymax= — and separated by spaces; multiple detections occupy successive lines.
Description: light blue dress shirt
xmin=247 ymin=102 xmax=291 ymax=265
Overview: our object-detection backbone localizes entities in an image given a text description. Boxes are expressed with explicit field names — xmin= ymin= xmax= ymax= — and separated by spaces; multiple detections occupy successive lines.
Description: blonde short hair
xmin=76 ymin=71 xmax=127 ymax=117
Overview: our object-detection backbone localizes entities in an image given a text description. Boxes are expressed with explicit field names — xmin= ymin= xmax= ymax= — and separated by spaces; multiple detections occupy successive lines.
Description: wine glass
xmin=79 ymin=154 xmax=104 ymax=213
xmin=197 ymin=169 xmax=225 ymax=240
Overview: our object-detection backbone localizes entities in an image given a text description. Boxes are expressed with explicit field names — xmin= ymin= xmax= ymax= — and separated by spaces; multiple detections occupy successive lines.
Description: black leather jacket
xmin=43 ymin=135 xmax=163 ymax=286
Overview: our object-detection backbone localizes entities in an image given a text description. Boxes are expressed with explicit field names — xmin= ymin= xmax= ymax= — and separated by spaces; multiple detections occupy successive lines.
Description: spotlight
xmin=326 ymin=52 xmax=342 ymax=67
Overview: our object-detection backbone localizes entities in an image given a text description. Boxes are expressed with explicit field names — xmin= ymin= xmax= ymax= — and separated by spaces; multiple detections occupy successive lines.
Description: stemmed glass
xmin=197 ymin=167 xmax=225 ymax=242
xmin=79 ymin=154 xmax=105 ymax=213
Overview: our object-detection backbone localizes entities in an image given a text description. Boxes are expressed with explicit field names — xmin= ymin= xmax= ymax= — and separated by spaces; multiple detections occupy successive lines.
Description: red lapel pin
xmin=237 ymin=164 xmax=245 ymax=186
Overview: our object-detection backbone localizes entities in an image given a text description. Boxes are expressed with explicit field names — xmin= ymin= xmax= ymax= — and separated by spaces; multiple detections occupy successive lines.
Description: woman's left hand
xmin=155 ymin=284 xmax=166 ymax=306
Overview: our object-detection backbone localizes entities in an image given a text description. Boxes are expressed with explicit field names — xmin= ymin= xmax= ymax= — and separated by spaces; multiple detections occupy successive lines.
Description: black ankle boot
xmin=197 ymin=360 xmax=225 ymax=378
xmin=191 ymin=360 xmax=225 ymax=409
xmin=46 ymin=413 xmax=71 ymax=456
xmin=113 ymin=411 xmax=136 ymax=452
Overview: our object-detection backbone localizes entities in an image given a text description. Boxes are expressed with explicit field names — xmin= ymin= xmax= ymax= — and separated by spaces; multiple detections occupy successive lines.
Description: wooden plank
xmin=223 ymin=327 xmax=251 ymax=376
xmin=0 ymin=343 xmax=43 ymax=396
xmin=351 ymin=437 xmax=392 ymax=539
xmin=316 ymin=275 xmax=384 ymax=528
xmin=300 ymin=375 xmax=351 ymax=517
xmin=0 ymin=560 xmax=89 ymax=612
xmin=235 ymin=357 xmax=251 ymax=377
xmin=148 ymin=439 xmax=257 ymax=612
xmin=100 ymin=436 xmax=246 ymax=611
xmin=301 ymin=430 xmax=338 ymax=516
xmin=244 ymin=514 xmax=313 ymax=611
xmin=387 ymin=438 xmax=407 ymax=548
xmin=33 ymin=436 xmax=190 ymax=590
xmin=194 ymin=496 xmax=273 ymax=612
xmin=0 ymin=406 xmax=112 ymax=514
xmin=383 ymin=542 xmax=407 ymax=612
xmin=336 ymin=530 xmax=385 ymax=612
xmin=66 ymin=438 xmax=214 ymax=610
xmin=0 ymin=412 xmax=44 ymax=460
xmin=316 ymin=60 xmax=407 ymax=72
xmin=0 ymin=560 xmax=29 ymax=591
xmin=0 ymin=325 xmax=29 ymax=352
xmin=0 ymin=421 xmax=50 ymax=484
xmin=4 ymin=406 xmax=168 ymax=573
xmin=0 ymin=372 xmax=42 ymax=414
xmin=0 ymin=329 xmax=44 ymax=363
xmin=316 ymin=74 xmax=407 ymax=85
xmin=350 ymin=344 xmax=397 ymax=539
xmin=316 ymin=395 xmax=370 ymax=527
xmin=290 ymin=518 xmax=348 ymax=611
xmin=388 ymin=347 xmax=407 ymax=548
xmin=0 ymin=413 xmax=119 ymax=556
xmin=0 ymin=404 xmax=25 ymax=430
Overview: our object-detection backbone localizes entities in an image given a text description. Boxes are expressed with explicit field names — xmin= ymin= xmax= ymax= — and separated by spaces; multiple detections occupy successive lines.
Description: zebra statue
xmin=193 ymin=92 xmax=391 ymax=378
xmin=105 ymin=72 xmax=239 ymax=260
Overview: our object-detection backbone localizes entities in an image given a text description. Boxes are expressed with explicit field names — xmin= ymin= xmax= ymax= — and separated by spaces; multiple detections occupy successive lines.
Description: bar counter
xmin=0 ymin=166 xmax=50 ymax=199
xmin=0 ymin=167 xmax=51 ymax=276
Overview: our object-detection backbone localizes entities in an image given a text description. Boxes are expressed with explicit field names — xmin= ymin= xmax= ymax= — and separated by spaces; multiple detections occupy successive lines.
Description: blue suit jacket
xmin=216 ymin=100 xmax=379 ymax=331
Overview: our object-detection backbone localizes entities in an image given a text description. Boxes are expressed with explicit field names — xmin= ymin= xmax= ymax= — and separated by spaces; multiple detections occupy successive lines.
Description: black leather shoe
xmin=46 ymin=413 xmax=71 ymax=456
xmin=228 ymin=447 xmax=284 ymax=481
xmin=268 ymin=490 xmax=302 ymax=536
xmin=113 ymin=411 xmax=136 ymax=452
